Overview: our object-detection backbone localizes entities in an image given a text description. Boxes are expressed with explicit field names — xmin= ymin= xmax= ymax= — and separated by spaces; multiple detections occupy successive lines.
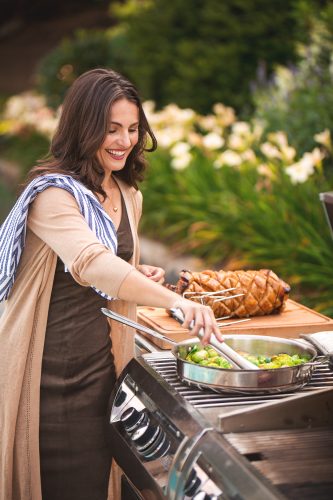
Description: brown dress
xmin=39 ymin=196 xmax=133 ymax=500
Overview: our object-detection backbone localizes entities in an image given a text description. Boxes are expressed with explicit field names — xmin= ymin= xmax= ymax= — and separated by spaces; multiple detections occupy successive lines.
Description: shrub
xmin=139 ymin=102 xmax=333 ymax=315
xmin=111 ymin=0 xmax=299 ymax=114
xmin=36 ymin=27 xmax=131 ymax=109
xmin=253 ymin=15 xmax=333 ymax=154
xmin=36 ymin=0 xmax=300 ymax=113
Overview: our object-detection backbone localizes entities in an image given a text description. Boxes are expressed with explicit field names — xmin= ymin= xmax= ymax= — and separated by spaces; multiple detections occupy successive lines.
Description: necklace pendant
xmin=113 ymin=207 xmax=118 ymax=212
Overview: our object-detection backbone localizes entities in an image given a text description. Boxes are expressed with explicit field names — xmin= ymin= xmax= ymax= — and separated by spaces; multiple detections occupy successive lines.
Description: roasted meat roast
xmin=173 ymin=269 xmax=291 ymax=318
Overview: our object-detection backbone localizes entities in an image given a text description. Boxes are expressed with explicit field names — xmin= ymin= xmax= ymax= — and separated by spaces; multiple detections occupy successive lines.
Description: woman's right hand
xmin=171 ymin=297 xmax=223 ymax=345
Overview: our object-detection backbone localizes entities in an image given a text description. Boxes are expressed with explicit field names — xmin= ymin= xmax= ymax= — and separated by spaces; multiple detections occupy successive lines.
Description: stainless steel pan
xmin=177 ymin=334 xmax=319 ymax=394
xmin=101 ymin=308 xmax=320 ymax=394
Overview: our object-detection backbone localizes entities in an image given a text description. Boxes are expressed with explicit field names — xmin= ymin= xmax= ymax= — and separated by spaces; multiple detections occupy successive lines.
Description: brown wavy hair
xmin=24 ymin=68 xmax=157 ymax=196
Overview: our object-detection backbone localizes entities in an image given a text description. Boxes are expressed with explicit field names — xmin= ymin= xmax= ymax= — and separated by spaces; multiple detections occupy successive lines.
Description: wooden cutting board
xmin=137 ymin=300 xmax=333 ymax=349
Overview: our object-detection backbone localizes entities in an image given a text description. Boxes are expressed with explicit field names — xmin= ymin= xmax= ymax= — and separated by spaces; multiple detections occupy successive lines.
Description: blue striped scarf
xmin=0 ymin=174 xmax=118 ymax=302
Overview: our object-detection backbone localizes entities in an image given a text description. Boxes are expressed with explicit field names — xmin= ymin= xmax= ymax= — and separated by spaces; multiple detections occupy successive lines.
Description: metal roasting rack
xmin=182 ymin=286 xmax=252 ymax=327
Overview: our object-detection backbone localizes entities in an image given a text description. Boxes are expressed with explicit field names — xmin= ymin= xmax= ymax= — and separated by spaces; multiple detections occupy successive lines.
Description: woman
xmin=0 ymin=69 xmax=222 ymax=500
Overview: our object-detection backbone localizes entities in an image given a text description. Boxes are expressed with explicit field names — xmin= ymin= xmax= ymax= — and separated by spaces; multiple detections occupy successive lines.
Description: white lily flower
xmin=228 ymin=133 xmax=246 ymax=150
xmin=213 ymin=149 xmax=242 ymax=168
xmin=202 ymin=132 xmax=224 ymax=150
xmin=142 ymin=100 xmax=155 ymax=113
xmin=309 ymin=147 xmax=325 ymax=165
xmin=285 ymin=163 xmax=312 ymax=184
xmin=232 ymin=121 xmax=251 ymax=136
xmin=268 ymin=131 xmax=288 ymax=149
xmin=200 ymin=115 xmax=218 ymax=131
xmin=171 ymin=152 xmax=192 ymax=170
xmin=260 ymin=142 xmax=281 ymax=159
xmin=285 ymin=151 xmax=319 ymax=184
xmin=257 ymin=164 xmax=274 ymax=179
xmin=156 ymin=127 xmax=185 ymax=148
xmin=213 ymin=103 xmax=236 ymax=126
xmin=162 ymin=104 xmax=195 ymax=124
xmin=187 ymin=131 xmax=203 ymax=148
xmin=170 ymin=141 xmax=191 ymax=157
xmin=314 ymin=129 xmax=331 ymax=149
xmin=241 ymin=149 xmax=257 ymax=163
xmin=281 ymin=145 xmax=296 ymax=162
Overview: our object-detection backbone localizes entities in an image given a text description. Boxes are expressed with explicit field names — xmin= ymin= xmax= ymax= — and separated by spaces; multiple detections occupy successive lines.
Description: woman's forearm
xmin=117 ymin=268 xmax=178 ymax=308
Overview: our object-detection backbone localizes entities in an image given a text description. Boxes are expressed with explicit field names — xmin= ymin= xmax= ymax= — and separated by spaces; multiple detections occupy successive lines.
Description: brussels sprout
xmin=216 ymin=357 xmax=233 ymax=369
xmin=191 ymin=350 xmax=209 ymax=363
xmin=199 ymin=359 xmax=209 ymax=366
xmin=206 ymin=348 xmax=219 ymax=358
xmin=236 ymin=351 xmax=310 ymax=369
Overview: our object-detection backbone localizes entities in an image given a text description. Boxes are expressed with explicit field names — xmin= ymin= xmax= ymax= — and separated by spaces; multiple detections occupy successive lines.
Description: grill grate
xmin=143 ymin=354 xmax=333 ymax=408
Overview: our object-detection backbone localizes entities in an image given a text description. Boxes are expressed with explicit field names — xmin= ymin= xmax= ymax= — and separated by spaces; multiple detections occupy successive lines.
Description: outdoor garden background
xmin=1 ymin=0 xmax=333 ymax=316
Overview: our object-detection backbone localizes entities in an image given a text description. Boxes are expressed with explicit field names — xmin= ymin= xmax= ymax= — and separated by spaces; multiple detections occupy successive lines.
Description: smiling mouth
xmin=106 ymin=149 xmax=127 ymax=160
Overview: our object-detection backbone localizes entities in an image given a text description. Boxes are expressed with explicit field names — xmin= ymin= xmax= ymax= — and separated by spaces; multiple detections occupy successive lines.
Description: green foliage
xmin=36 ymin=0 xmax=300 ymax=114
xmin=254 ymin=11 xmax=333 ymax=154
xmin=0 ymin=183 xmax=16 ymax=224
xmin=111 ymin=0 xmax=299 ymax=114
xmin=0 ymin=132 xmax=49 ymax=177
xmin=0 ymin=94 xmax=10 ymax=113
xmin=141 ymin=149 xmax=333 ymax=316
xmin=36 ymin=27 xmax=131 ymax=109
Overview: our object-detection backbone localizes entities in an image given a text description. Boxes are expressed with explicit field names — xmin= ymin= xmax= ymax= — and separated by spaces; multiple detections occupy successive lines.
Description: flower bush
xmin=1 ymin=94 xmax=333 ymax=314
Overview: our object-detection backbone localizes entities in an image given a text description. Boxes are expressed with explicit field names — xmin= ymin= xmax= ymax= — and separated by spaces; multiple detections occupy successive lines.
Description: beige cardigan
xmin=0 ymin=178 xmax=142 ymax=500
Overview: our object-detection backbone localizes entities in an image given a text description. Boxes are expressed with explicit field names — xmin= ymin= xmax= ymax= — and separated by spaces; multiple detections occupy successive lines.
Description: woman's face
xmin=96 ymin=98 xmax=139 ymax=176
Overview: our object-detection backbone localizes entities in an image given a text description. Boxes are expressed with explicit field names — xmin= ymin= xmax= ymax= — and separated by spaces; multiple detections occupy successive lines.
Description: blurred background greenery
xmin=1 ymin=0 xmax=333 ymax=314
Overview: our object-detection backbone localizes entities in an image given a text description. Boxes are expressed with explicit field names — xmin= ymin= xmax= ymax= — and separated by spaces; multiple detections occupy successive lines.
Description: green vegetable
xmin=241 ymin=352 xmax=311 ymax=369
xmin=198 ymin=359 xmax=210 ymax=366
xmin=183 ymin=344 xmax=310 ymax=370
xmin=206 ymin=348 xmax=219 ymax=358
xmin=184 ymin=344 xmax=233 ymax=369
xmin=191 ymin=350 xmax=209 ymax=363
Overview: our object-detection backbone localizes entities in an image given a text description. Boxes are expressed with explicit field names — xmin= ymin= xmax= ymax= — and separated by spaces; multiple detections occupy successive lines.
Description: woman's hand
xmin=137 ymin=264 xmax=165 ymax=284
xmin=171 ymin=297 xmax=223 ymax=345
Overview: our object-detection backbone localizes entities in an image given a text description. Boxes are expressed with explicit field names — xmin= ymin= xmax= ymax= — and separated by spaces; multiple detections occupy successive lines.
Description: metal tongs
xmin=169 ymin=308 xmax=258 ymax=370
xmin=101 ymin=308 xmax=258 ymax=371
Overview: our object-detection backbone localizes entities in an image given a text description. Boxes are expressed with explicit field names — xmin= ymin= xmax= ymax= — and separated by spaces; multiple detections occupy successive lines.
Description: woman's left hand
xmin=138 ymin=264 xmax=165 ymax=284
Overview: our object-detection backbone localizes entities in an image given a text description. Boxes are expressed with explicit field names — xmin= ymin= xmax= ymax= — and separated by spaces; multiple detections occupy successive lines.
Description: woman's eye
xmin=109 ymin=129 xmax=117 ymax=134
xmin=129 ymin=128 xmax=138 ymax=134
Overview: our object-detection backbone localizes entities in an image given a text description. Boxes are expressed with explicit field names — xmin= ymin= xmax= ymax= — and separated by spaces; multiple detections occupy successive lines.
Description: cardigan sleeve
xmin=27 ymin=187 xmax=135 ymax=298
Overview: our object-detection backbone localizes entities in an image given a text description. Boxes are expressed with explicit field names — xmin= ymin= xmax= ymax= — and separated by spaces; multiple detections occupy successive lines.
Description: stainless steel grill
xmin=143 ymin=352 xmax=333 ymax=408
xmin=141 ymin=352 xmax=333 ymax=499
xmin=109 ymin=355 xmax=287 ymax=500
xmin=109 ymin=348 xmax=333 ymax=500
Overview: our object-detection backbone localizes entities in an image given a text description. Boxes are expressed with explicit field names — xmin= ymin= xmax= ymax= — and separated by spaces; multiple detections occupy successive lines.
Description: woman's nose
xmin=118 ymin=131 xmax=131 ymax=148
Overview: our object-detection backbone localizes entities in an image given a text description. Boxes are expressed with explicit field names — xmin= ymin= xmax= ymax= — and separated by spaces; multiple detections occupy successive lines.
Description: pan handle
xmin=305 ymin=355 xmax=331 ymax=367
xmin=101 ymin=307 xmax=179 ymax=346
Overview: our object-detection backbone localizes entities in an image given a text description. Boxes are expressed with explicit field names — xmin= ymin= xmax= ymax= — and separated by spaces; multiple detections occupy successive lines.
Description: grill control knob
xmin=193 ymin=493 xmax=217 ymax=500
xmin=131 ymin=423 xmax=160 ymax=450
xmin=184 ymin=469 xmax=201 ymax=496
xmin=120 ymin=407 xmax=148 ymax=433
xmin=131 ymin=423 xmax=170 ymax=460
